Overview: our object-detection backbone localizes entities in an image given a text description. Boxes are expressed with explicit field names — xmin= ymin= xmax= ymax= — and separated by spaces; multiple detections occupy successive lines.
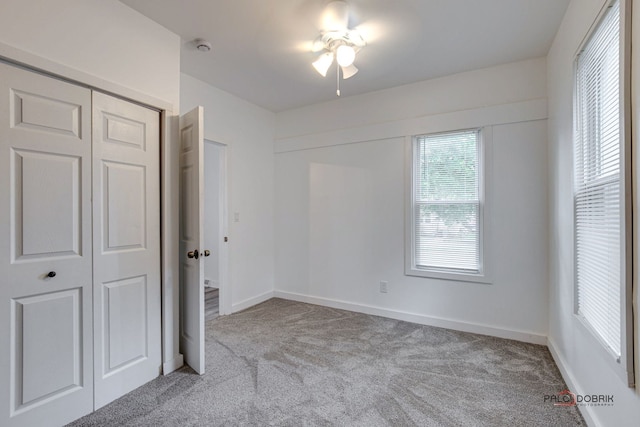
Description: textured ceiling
xmin=121 ymin=0 xmax=570 ymax=112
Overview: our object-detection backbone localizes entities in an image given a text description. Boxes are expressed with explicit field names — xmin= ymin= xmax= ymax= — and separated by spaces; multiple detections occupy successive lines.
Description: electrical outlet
xmin=379 ymin=281 xmax=388 ymax=293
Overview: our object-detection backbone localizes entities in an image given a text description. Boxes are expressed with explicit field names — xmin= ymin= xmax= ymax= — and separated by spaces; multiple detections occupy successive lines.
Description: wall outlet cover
xmin=380 ymin=281 xmax=388 ymax=293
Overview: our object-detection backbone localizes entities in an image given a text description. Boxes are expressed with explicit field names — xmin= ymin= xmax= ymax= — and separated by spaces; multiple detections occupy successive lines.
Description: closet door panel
xmin=92 ymin=92 xmax=161 ymax=410
xmin=0 ymin=62 xmax=93 ymax=427
xmin=102 ymin=161 xmax=146 ymax=251
xmin=14 ymin=150 xmax=81 ymax=259
xmin=11 ymin=90 xmax=82 ymax=138
xmin=102 ymin=276 xmax=147 ymax=373
xmin=13 ymin=289 xmax=82 ymax=406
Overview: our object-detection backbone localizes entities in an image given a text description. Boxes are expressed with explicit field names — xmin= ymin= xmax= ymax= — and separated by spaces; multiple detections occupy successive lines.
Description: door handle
xmin=203 ymin=250 xmax=211 ymax=257
xmin=47 ymin=271 xmax=56 ymax=278
xmin=187 ymin=249 xmax=199 ymax=259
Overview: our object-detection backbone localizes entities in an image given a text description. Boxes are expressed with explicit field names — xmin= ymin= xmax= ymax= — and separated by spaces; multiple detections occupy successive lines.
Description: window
xmin=574 ymin=0 xmax=633 ymax=384
xmin=406 ymin=129 xmax=486 ymax=282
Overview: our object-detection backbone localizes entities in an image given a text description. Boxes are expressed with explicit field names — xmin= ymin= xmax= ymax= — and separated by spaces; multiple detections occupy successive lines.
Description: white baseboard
xmin=547 ymin=337 xmax=599 ymax=427
xmin=232 ymin=290 xmax=275 ymax=313
xmin=273 ymin=291 xmax=547 ymax=345
xmin=162 ymin=353 xmax=184 ymax=375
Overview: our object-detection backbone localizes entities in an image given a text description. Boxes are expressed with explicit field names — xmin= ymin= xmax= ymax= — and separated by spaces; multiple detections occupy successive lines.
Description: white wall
xmin=547 ymin=0 xmax=640 ymax=425
xmin=0 ymin=0 xmax=181 ymax=108
xmin=277 ymin=58 xmax=547 ymax=141
xmin=274 ymin=58 xmax=550 ymax=343
xmin=181 ymin=73 xmax=276 ymax=311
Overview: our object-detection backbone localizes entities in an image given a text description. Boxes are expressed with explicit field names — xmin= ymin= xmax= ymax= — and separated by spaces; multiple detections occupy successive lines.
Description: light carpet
xmin=69 ymin=298 xmax=585 ymax=426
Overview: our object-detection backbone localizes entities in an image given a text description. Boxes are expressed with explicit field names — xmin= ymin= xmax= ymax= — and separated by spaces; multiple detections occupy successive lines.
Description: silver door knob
xmin=203 ymin=250 xmax=211 ymax=257
xmin=187 ymin=250 xmax=199 ymax=259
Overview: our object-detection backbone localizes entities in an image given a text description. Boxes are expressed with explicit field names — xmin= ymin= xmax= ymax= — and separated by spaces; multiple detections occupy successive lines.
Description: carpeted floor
xmin=69 ymin=298 xmax=585 ymax=426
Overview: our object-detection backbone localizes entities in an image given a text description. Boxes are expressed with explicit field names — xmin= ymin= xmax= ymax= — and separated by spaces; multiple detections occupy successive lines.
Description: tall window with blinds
xmin=409 ymin=129 xmax=482 ymax=277
xmin=574 ymin=0 xmax=629 ymax=365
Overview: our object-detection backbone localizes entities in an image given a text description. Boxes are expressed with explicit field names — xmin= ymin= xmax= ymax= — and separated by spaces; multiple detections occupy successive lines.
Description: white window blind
xmin=413 ymin=130 xmax=480 ymax=273
xmin=574 ymin=0 xmax=621 ymax=356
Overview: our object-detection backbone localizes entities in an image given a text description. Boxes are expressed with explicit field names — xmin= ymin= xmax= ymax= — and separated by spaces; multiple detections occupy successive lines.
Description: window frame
xmin=572 ymin=0 xmax=633 ymax=387
xmin=405 ymin=127 xmax=492 ymax=284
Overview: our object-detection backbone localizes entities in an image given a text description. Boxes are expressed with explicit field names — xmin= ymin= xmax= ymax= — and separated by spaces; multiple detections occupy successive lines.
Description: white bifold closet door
xmin=0 ymin=62 xmax=161 ymax=426
xmin=92 ymin=92 xmax=161 ymax=409
xmin=0 ymin=61 xmax=94 ymax=427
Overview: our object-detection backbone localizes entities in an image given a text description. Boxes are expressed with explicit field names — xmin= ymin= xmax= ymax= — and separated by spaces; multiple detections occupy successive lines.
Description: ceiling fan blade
xmin=313 ymin=52 xmax=334 ymax=77
xmin=311 ymin=37 xmax=325 ymax=53
xmin=321 ymin=1 xmax=349 ymax=32
xmin=341 ymin=63 xmax=358 ymax=79
xmin=354 ymin=20 xmax=382 ymax=44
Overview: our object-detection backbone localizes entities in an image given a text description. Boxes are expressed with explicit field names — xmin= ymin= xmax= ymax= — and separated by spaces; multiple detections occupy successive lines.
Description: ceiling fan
xmin=311 ymin=1 xmax=366 ymax=96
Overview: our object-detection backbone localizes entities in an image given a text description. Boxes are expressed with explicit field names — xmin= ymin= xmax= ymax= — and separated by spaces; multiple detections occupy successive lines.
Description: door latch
xmin=187 ymin=249 xmax=199 ymax=259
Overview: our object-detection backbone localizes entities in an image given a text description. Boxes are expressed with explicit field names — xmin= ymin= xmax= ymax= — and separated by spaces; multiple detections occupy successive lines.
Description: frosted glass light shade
xmin=312 ymin=52 xmax=334 ymax=77
xmin=336 ymin=45 xmax=356 ymax=67
xmin=341 ymin=64 xmax=358 ymax=79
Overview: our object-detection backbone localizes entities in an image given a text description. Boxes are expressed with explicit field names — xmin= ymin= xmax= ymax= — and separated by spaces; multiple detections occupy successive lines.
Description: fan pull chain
xmin=336 ymin=64 xmax=341 ymax=96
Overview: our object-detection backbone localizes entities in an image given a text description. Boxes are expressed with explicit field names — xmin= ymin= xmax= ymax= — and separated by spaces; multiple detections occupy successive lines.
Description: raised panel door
xmin=92 ymin=91 xmax=161 ymax=409
xmin=0 ymin=61 xmax=93 ymax=427
xmin=179 ymin=107 xmax=205 ymax=375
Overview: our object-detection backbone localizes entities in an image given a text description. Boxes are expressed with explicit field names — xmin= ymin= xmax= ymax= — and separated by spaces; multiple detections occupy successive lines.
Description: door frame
xmin=0 ymin=42 xmax=184 ymax=375
xmin=204 ymin=140 xmax=231 ymax=316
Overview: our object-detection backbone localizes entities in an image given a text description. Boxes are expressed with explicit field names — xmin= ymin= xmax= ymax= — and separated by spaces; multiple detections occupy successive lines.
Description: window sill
xmin=405 ymin=267 xmax=492 ymax=284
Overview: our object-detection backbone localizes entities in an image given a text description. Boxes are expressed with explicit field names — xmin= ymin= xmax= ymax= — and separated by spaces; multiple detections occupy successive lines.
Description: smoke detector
xmin=194 ymin=38 xmax=212 ymax=52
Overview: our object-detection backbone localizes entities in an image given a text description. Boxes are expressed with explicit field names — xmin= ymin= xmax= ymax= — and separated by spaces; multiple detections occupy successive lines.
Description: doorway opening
xmin=203 ymin=140 xmax=228 ymax=321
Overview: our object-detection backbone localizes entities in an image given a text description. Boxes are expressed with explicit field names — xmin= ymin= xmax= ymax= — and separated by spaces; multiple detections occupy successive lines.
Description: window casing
xmin=573 ymin=0 xmax=633 ymax=386
xmin=406 ymin=129 xmax=488 ymax=283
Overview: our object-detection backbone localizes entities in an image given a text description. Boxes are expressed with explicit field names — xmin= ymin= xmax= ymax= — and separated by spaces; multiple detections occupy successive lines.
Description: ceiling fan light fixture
xmin=345 ymin=29 xmax=365 ymax=47
xmin=341 ymin=63 xmax=358 ymax=79
xmin=312 ymin=52 xmax=334 ymax=77
xmin=310 ymin=1 xmax=367 ymax=96
xmin=336 ymin=44 xmax=356 ymax=67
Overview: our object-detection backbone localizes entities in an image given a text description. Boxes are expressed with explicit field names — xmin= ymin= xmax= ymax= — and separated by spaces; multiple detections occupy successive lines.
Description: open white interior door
xmin=179 ymin=107 xmax=205 ymax=374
